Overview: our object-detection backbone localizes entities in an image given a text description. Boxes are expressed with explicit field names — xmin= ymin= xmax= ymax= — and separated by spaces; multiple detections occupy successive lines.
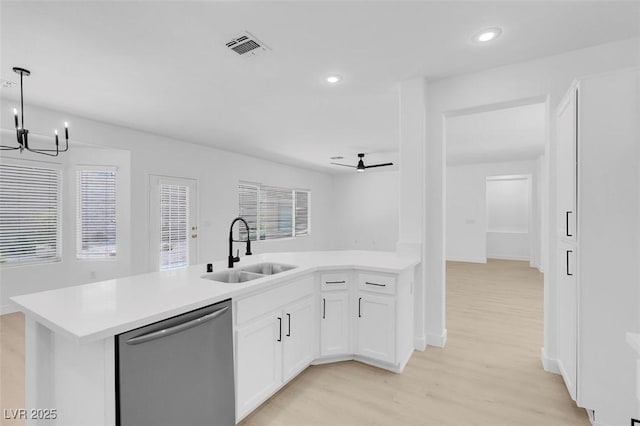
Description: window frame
xmin=75 ymin=165 xmax=118 ymax=261
xmin=0 ymin=159 xmax=63 ymax=267
xmin=238 ymin=181 xmax=311 ymax=241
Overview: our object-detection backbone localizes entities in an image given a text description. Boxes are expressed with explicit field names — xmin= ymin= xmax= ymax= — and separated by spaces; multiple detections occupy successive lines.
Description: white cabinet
xmin=556 ymin=240 xmax=577 ymax=400
xmin=234 ymin=277 xmax=315 ymax=421
xmin=235 ymin=313 xmax=282 ymax=417
xmin=554 ymin=69 xmax=639 ymax=424
xmin=320 ymin=292 xmax=350 ymax=357
xmin=357 ymin=293 xmax=395 ymax=364
xmin=282 ymin=296 xmax=315 ymax=382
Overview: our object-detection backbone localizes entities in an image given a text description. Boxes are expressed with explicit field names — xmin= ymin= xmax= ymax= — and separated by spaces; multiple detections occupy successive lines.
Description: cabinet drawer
xmin=236 ymin=276 xmax=314 ymax=325
xmin=357 ymin=272 xmax=396 ymax=295
xmin=320 ymin=272 xmax=349 ymax=291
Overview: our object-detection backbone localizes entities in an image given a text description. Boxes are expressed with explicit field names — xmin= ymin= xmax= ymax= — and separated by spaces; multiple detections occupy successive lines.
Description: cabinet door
xmin=235 ymin=314 xmax=282 ymax=420
xmin=282 ymin=297 xmax=315 ymax=382
xmin=556 ymin=240 xmax=577 ymax=401
xmin=320 ymin=292 xmax=350 ymax=357
xmin=357 ymin=293 xmax=395 ymax=364
xmin=556 ymin=88 xmax=577 ymax=240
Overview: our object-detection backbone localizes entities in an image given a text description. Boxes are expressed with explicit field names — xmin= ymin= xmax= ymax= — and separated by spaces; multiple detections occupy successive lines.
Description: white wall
xmin=424 ymin=37 xmax=640 ymax=372
xmin=446 ymin=160 xmax=540 ymax=265
xmin=0 ymin=103 xmax=335 ymax=313
xmin=331 ymin=171 xmax=399 ymax=251
xmin=486 ymin=176 xmax=531 ymax=261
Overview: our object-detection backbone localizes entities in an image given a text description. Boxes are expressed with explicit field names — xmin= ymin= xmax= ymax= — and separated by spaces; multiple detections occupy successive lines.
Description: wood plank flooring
xmin=1 ymin=260 xmax=589 ymax=425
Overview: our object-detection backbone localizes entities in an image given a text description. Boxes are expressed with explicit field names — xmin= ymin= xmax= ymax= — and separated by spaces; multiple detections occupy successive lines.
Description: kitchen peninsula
xmin=11 ymin=250 xmax=419 ymax=425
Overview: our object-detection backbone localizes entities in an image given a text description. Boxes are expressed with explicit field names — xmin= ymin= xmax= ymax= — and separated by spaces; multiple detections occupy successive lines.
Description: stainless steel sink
xmin=201 ymin=270 xmax=265 ymax=283
xmin=201 ymin=262 xmax=297 ymax=283
xmin=241 ymin=262 xmax=297 ymax=275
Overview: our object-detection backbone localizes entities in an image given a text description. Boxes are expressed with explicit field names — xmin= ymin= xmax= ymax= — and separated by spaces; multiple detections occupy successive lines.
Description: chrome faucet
xmin=228 ymin=217 xmax=252 ymax=268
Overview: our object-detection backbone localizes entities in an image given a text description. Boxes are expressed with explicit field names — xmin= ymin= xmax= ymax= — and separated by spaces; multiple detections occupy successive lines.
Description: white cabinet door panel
xmin=282 ymin=297 xmax=315 ymax=382
xmin=357 ymin=294 xmax=395 ymax=364
xmin=235 ymin=314 xmax=282 ymax=419
xmin=320 ymin=292 xmax=350 ymax=357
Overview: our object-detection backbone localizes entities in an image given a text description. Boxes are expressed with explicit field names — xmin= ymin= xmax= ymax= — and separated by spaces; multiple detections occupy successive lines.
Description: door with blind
xmin=149 ymin=176 xmax=198 ymax=271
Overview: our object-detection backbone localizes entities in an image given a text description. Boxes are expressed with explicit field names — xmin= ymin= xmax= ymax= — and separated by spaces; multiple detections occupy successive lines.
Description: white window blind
xmin=0 ymin=163 xmax=61 ymax=265
xmin=294 ymin=190 xmax=310 ymax=236
xmin=160 ymin=184 xmax=189 ymax=270
xmin=238 ymin=183 xmax=258 ymax=241
xmin=238 ymin=183 xmax=310 ymax=241
xmin=76 ymin=169 xmax=117 ymax=259
xmin=260 ymin=185 xmax=293 ymax=239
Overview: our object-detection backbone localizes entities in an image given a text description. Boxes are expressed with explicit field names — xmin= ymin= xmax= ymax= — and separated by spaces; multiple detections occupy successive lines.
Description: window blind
xmin=160 ymin=184 xmax=189 ymax=270
xmin=238 ymin=183 xmax=310 ymax=241
xmin=0 ymin=163 xmax=61 ymax=265
xmin=238 ymin=183 xmax=258 ymax=241
xmin=260 ymin=185 xmax=293 ymax=239
xmin=294 ymin=190 xmax=310 ymax=236
xmin=76 ymin=169 xmax=117 ymax=259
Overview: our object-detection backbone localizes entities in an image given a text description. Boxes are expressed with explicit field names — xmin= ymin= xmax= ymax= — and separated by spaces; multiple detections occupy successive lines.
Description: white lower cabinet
xmin=356 ymin=293 xmax=395 ymax=364
xmin=320 ymin=292 xmax=350 ymax=357
xmin=235 ymin=313 xmax=282 ymax=419
xmin=235 ymin=279 xmax=315 ymax=422
xmin=282 ymin=296 xmax=315 ymax=382
xmin=235 ymin=268 xmax=414 ymax=422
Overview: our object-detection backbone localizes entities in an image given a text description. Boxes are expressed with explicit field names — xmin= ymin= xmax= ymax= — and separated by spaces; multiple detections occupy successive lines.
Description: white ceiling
xmin=1 ymin=1 xmax=638 ymax=173
xmin=446 ymin=102 xmax=546 ymax=165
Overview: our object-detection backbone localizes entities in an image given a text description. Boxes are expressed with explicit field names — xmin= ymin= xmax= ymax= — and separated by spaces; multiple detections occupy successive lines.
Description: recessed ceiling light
xmin=326 ymin=75 xmax=343 ymax=84
xmin=473 ymin=27 xmax=502 ymax=43
xmin=330 ymin=156 xmax=344 ymax=160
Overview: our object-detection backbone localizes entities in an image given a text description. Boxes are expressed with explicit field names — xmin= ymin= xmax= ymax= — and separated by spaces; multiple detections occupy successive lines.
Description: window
xmin=76 ymin=169 xmax=117 ymax=259
xmin=238 ymin=182 xmax=310 ymax=241
xmin=160 ymin=183 xmax=190 ymax=270
xmin=0 ymin=163 xmax=61 ymax=265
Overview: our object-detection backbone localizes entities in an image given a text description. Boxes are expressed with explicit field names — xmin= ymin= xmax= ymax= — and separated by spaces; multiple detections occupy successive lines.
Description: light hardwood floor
xmin=1 ymin=260 xmax=589 ymax=425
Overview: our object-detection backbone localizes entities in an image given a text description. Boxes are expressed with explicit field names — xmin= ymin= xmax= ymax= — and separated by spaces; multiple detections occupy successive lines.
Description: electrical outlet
xmin=90 ymin=271 xmax=97 ymax=279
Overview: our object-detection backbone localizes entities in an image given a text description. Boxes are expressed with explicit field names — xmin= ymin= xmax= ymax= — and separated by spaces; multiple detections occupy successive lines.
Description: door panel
xmin=557 ymin=240 xmax=577 ymax=400
xmin=357 ymin=294 xmax=395 ymax=364
xmin=320 ymin=292 xmax=350 ymax=357
xmin=235 ymin=314 xmax=282 ymax=419
xmin=282 ymin=297 xmax=314 ymax=382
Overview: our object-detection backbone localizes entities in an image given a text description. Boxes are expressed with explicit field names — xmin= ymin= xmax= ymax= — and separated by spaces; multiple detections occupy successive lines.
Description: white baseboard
xmin=541 ymin=347 xmax=560 ymax=374
xmin=426 ymin=329 xmax=447 ymax=348
xmin=487 ymin=255 xmax=530 ymax=261
xmin=414 ymin=335 xmax=426 ymax=351
xmin=446 ymin=256 xmax=486 ymax=264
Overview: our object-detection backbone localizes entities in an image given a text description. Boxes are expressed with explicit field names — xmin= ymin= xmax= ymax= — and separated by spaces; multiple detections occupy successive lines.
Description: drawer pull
xmin=325 ymin=280 xmax=346 ymax=284
xmin=358 ymin=297 xmax=362 ymax=318
xmin=277 ymin=317 xmax=282 ymax=342
xmin=365 ymin=281 xmax=386 ymax=287
xmin=566 ymin=250 xmax=573 ymax=276
xmin=286 ymin=313 xmax=291 ymax=337
xmin=566 ymin=211 xmax=573 ymax=237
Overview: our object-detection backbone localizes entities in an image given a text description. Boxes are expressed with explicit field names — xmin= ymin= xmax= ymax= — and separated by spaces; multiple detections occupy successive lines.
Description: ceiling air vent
xmin=225 ymin=31 xmax=271 ymax=58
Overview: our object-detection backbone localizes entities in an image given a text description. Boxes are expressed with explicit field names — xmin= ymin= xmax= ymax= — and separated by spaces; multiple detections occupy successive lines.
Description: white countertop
xmin=11 ymin=250 xmax=419 ymax=344
xmin=627 ymin=332 xmax=640 ymax=356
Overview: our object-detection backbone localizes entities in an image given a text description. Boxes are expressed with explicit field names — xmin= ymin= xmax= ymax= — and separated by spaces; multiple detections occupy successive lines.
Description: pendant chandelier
xmin=1 ymin=67 xmax=69 ymax=157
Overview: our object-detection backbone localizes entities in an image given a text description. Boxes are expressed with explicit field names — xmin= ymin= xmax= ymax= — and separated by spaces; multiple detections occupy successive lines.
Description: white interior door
xmin=149 ymin=175 xmax=198 ymax=271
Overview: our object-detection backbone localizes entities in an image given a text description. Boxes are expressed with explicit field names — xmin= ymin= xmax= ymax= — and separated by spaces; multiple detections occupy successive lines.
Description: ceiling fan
xmin=330 ymin=153 xmax=394 ymax=172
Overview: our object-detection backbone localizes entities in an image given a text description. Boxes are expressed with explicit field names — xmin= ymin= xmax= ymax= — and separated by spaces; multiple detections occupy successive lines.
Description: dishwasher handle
xmin=126 ymin=306 xmax=229 ymax=345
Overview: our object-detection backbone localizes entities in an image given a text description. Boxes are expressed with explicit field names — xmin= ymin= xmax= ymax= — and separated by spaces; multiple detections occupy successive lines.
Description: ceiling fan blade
xmin=364 ymin=162 xmax=394 ymax=169
xmin=330 ymin=162 xmax=356 ymax=168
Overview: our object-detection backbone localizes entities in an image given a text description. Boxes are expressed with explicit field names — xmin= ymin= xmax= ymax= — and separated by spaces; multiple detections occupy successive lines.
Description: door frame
xmin=147 ymin=174 xmax=199 ymax=271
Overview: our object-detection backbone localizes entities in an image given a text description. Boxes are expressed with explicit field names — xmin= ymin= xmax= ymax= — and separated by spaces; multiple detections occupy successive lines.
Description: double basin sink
xmin=201 ymin=262 xmax=297 ymax=283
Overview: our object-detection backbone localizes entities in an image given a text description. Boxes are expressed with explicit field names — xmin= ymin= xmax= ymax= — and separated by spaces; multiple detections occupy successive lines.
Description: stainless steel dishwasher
xmin=116 ymin=299 xmax=235 ymax=426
